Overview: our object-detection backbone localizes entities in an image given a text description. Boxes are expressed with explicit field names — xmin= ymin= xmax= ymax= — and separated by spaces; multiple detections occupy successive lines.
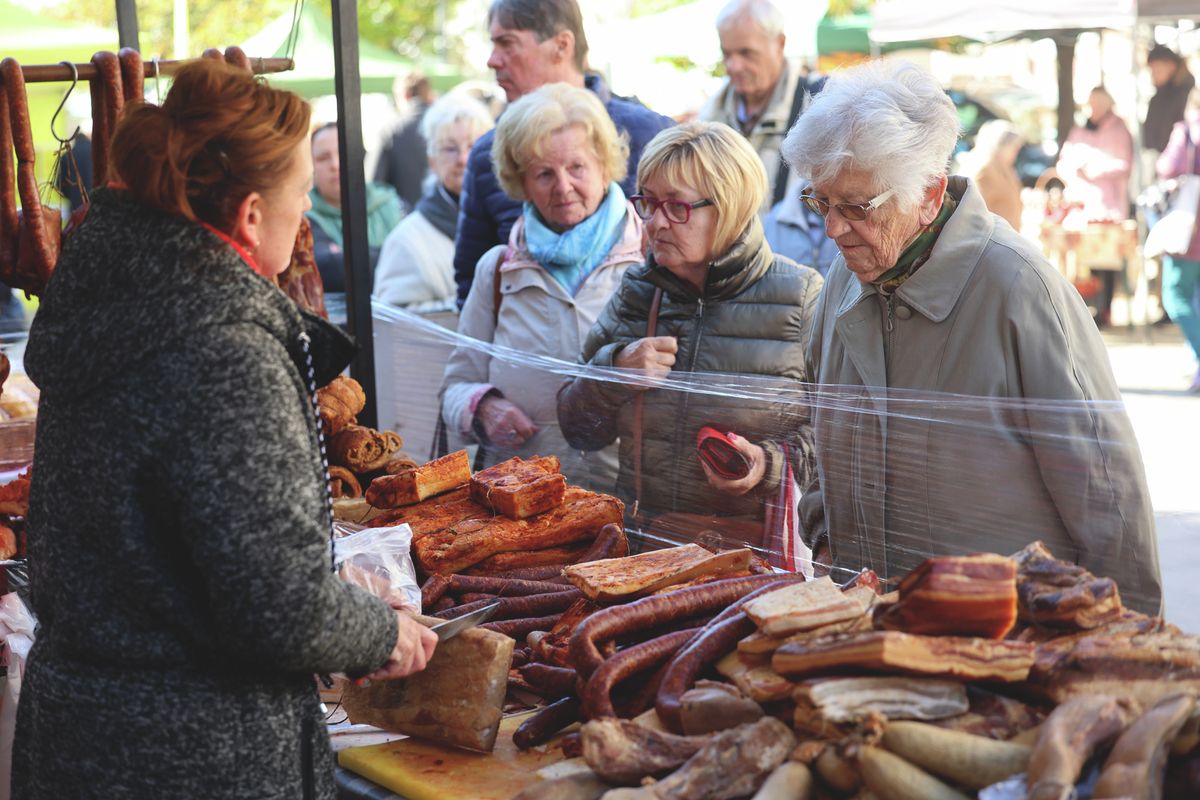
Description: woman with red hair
xmin=13 ymin=60 xmax=436 ymax=799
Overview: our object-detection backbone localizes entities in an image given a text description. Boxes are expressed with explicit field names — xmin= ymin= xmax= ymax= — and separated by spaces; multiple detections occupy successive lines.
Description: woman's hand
xmin=476 ymin=395 xmax=538 ymax=447
xmin=363 ymin=610 xmax=439 ymax=681
xmin=614 ymin=336 xmax=677 ymax=389
xmin=698 ymin=432 xmax=766 ymax=496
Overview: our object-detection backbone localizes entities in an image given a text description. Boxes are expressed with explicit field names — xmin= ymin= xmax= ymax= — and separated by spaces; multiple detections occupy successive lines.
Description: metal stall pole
xmin=330 ymin=0 xmax=378 ymax=429
xmin=115 ymin=0 xmax=140 ymax=50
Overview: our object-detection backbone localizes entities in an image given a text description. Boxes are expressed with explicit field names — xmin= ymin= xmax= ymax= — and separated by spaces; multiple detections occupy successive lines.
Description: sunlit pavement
xmin=1103 ymin=325 xmax=1200 ymax=631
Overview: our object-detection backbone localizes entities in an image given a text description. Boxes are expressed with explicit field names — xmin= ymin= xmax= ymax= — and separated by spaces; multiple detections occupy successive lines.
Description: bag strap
xmin=771 ymin=73 xmax=823 ymax=207
xmin=632 ymin=287 xmax=664 ymax=519
xmin=492 ymin=247 xmax=506 ymax=326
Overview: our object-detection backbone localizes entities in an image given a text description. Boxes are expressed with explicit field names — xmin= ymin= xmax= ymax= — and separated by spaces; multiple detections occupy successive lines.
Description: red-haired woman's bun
xmin=109 ymin=59 xmax=310 ymax=230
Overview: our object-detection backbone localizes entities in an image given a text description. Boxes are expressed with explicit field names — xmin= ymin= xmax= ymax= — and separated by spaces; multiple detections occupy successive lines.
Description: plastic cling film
xmin=370 ymin=302 xmax=1162 ymax=615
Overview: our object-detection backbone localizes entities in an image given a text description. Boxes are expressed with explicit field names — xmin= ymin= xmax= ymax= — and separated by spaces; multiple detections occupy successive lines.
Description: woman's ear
xmin=233 ymin=191 xmax=265 ymax=252
xmin=919 ymin=175 xmax=949 ymax=226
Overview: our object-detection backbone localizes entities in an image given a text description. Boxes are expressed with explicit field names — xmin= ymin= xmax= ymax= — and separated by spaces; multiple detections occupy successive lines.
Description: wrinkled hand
xmin=812 ymin=538 xmax=832 ymax=578
xmin=698 ymin=432 xmax=766 ymax=496
xmin=614 ymin=336 xmax=677 ymax=389
xmin=476 ymin=395 xmax=538 ymax=448
xmin=363 ymin=610 xmax=438 ymax=681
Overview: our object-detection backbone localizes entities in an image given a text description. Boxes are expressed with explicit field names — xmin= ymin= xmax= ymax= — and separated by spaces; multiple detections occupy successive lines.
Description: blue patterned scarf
xmin=523 ymin=182 xmax=627 ymax=295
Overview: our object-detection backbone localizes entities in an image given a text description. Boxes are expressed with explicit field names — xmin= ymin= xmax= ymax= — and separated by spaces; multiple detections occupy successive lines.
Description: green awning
xmin=242 ymin=4 xmax=413 ymax=97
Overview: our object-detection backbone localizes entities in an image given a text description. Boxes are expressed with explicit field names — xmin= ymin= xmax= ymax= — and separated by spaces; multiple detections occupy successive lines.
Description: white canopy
xmin=870 ymin=0 xmax=1139 ymax=44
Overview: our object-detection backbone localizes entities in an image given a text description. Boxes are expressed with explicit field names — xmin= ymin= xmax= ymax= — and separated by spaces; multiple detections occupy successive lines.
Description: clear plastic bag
xmin=333 ymin=522 xmax=421 ymax=612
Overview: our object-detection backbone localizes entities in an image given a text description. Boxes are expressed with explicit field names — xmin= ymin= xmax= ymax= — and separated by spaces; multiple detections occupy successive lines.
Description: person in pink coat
xmin=1058 ymin=86 xmax=1134 ymax=224
xmin=1057 ymin=86 xmax=1134 ymax=324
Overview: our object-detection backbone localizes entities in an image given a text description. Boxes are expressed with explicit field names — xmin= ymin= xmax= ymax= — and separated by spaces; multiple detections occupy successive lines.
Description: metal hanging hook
xmin=50 ymin=60 xmax=81 ymax=146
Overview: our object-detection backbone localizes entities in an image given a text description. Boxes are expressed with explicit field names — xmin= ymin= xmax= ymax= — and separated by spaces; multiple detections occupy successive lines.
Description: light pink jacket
xmin=1058 ymin=112 xmax=1133 ymax=223
xmin=1156 ymin=115 xmax=1200 ymax=261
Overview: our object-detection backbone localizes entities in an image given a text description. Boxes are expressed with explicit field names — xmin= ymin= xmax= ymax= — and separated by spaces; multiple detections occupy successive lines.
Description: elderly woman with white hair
xmin=558 ymin=122 xmax=823 ymax=563
xmin=785 ymin=60 xmax=1162 ymax=613
xmin=373 ymin=93 xmax=494 ymax=309
xmin=441 ymin=83 xmax=644 ymax=487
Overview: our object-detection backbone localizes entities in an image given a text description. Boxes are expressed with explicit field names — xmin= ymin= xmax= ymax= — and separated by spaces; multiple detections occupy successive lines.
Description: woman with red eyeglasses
xmin=557 ymin=121 xmax=823 ymax=567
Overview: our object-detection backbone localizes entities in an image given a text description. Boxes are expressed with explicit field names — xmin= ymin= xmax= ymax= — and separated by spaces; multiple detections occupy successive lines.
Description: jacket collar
xmin=718 ymin=61 xmax=797 ymax=133
xmin=833 ymin=176 xmax=989 ymax=323
xmin=645 ymin=215 xmax=775 ymax=302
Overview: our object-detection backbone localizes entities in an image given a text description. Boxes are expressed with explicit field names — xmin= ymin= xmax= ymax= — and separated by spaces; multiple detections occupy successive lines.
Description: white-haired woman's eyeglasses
xmin=799 ymin=188 xmax=896 ymax=221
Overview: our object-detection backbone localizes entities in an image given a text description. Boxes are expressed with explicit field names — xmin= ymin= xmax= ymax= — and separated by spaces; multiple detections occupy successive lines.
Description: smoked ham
xmin=741 ymin=576 xmax=866 ymax=637
xmin=772 ymin=631 xmax=1035 ymax=683
xmin=470 ymin=455 xmax=566 ymax=520
xmin=877 ymin=553 xmax=1017 ymax=639
xmin=413 ymin=486 xmax=622 ymax=575
xmin=1012 ymin=540 xmax=1123 ymax=630
xmin=563 ymin=544 xmax=752 ymax=602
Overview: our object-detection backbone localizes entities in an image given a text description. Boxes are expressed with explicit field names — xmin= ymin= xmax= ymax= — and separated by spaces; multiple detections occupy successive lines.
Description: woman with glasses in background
xmin=374 ymin=93 xmax=495 ymax=310
xmin=557 ymin=121 xmax=823 ymax=562
xmin=440 ymin=83 xmax=643 ymax=490
xmin=784 ymin=60 xmax=1161 ymax=614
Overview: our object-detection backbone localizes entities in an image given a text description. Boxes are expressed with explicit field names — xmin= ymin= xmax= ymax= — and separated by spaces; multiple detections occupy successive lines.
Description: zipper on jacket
xmin=884 ymin=294 xmax=896 ymax=379
xmin=670 ymin=298 xmax=706 ymax=510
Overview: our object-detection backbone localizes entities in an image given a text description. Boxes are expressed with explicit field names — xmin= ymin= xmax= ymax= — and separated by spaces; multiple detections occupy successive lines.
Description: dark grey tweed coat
xmin=13 ymin=190 xmax=397 ymax=799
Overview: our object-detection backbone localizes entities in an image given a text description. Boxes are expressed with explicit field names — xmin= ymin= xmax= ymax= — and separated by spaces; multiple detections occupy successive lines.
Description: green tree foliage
xmin=41 ymin=0 xmax=460 ymax=62
xmin=629 ymin=0 xmax=693 ymax=17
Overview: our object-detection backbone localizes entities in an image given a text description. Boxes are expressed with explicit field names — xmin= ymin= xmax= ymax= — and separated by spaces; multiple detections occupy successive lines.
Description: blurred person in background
xmin=785 ymin=60 xmax=1161 ymax=614
xmin=375 ymin=94 xmax=495 ymax=310
xmin=557 ymin=122 xmax=823 ymax=559
xmin=307 ymin=122 xmax=405 ymax=294
xmin=1156 ymin=87 xmax=1200 ymax=393
xmin=1057 ymin=86 xmax=1133 ymax=324
xmin=441 ymin=84 xmax=644 ymax=489
xmin=959 ymin=119 xmax=1024 ymax=231
xmin=452 ymin=0 xmax=674 ymax=306
xmin=761 ymin=184 xmax=840 ymax=277
xmin=374 ymin=73 xmax=437 ymax=209
xmin=1144 ymin=45 xmax=1195 ymax=155
xmin=700 ymin=0 xmax=819 ymax=213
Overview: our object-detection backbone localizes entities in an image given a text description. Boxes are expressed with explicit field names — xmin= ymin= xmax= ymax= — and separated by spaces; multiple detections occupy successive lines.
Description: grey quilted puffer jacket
xmin=557 ymin=219 xmax=822 ymax=545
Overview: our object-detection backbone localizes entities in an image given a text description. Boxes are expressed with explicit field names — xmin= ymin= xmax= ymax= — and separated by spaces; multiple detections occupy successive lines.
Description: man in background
xmin=1144 ymin=45 xmax=1195 ymax=155
xmin=699 ymin=0 xmax=817 ymax=213
xmin=374 ymin=73 xmax=437 ymax=209
xmin=452 ymin=0 xmax=674 ymax=306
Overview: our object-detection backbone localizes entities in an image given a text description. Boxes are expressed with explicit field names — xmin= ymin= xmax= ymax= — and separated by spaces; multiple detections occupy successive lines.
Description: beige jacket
xmin=800 ymin=177 xmax=1162 ymax=614
xmin=441 ymin=208 xmax=644 ymax=492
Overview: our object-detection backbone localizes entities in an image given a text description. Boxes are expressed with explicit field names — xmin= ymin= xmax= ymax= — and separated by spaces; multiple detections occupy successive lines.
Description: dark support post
xmin=115 ymin=0 xmax=140 ymax=50
xmin=331 ymin=0 xmax=378 ymax=429
xmin=1056 ymin=37 xmax=1076 ymax=152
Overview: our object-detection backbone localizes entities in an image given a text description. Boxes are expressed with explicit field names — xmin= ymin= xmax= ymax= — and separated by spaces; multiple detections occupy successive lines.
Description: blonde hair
xmin=636 ymin=121 xmax=766 ymax=256
xmin=492 ymin=83 xmax=628 ymax=199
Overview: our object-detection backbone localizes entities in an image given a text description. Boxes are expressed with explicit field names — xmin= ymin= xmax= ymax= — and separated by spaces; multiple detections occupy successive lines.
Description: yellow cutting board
xmin=337 ymin=712 xmax=568 ymax=800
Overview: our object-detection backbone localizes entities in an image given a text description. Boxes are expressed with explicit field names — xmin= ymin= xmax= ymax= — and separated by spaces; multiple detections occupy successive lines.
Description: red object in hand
xmin=696 ymin=426 xmax=751 ymax=480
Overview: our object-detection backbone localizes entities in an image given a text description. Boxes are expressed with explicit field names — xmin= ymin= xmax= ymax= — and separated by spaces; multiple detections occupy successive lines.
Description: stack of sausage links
xmin=449 ymin=540 xmax=1200 ymax=800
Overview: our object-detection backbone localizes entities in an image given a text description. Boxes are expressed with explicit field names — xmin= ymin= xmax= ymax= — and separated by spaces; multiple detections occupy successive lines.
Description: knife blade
xmin=429 ymin=601 xmax=501 ymax=641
